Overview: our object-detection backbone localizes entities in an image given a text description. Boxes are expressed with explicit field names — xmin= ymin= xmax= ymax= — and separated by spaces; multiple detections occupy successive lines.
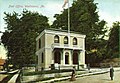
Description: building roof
xmin=45 ymin=28 xmax=85 ymax=35
xmin=0 ymin=59 xmax=6 ymax=66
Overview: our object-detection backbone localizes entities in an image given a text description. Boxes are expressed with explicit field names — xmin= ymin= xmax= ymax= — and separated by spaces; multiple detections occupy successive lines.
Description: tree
xmin=51 ymin=0 xmax=107 ymax=64
xmin=107 ymin=21 xmax=119 ymax=58
xmin=1 ymin=10 xmax=50 ymax=68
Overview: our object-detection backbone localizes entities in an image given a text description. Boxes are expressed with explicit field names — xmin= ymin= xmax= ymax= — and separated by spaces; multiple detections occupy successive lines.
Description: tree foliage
xmin=52 ymin=0 xmax=107 ymax=64
xmin=1 ymin=10 xmax=50 ymax=68
xmin=107 ymin=22 xmax=119 ymax=58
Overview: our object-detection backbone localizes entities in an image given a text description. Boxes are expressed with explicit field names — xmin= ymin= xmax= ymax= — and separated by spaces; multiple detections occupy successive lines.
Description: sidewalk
xmin=40 ymin=67 xmax=120 ymax=83
xmin=8 ymin=70 xmax=20 ymax=83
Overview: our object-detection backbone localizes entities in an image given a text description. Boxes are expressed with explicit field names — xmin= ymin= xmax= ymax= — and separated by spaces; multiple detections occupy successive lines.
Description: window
xmin=39 ymin=39 xmax=41 ymax=49
xmin=54 ymin=35 xmax=59 ymax=43
xmin=41 ymin=53 xmax=44 ymax=63
xmin=65 ymin=52 xmax=69 ymax=64
xmin=64 ymin=36 xmax=68 ymax=44
xmin=73 ymin=37 xmax=77 ymax=45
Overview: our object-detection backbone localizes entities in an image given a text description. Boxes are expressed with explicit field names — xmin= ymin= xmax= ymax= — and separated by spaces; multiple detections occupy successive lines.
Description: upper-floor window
xmin=73 ymin=37 xmax=77 ymax=45
xmin=54 ymin=35 xmax=59 ymax=43
xmin=64 ymin=36 xmax=68 ymax=44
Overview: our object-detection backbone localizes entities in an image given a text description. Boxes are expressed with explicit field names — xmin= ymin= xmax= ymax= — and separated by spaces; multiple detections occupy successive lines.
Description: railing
xmin=52 ymin=43 xmax=83 ymax=50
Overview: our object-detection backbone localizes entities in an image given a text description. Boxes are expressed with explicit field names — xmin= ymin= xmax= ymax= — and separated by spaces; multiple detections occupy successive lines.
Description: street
xmin=56 ymin=70 xmax=120 ymax=83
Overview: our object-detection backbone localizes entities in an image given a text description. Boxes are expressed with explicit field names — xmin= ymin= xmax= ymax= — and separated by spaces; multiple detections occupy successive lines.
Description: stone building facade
xmin=35 ymin=29 xmax=86 ymax=70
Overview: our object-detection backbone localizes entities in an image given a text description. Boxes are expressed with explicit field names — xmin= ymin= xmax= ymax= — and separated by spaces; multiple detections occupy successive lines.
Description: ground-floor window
xmin=41 ymin=53 xmax=44 ymax=63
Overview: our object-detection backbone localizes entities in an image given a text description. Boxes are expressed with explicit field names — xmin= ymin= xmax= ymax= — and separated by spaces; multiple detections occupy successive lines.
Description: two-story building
xmin=35 ymin=29 xmax=86 ymax=70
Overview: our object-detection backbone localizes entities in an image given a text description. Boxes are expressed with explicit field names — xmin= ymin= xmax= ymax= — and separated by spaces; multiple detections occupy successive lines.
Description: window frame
xmin=73 ymin=37 xmax=77 ymax=45
xmin=64 ymin=36 xmax=68 ymax=44
xmin=54 ymin=35 xmax=59 ymax=43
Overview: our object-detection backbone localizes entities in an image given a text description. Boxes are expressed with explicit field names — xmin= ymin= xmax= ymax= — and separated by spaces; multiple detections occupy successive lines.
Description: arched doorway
xmin=65 ymin=52 xmax=69 ymax=64
xmin=54 ymin=50 xmax=61 ymax=64
xmin=73 ymin=52 xmax=78 ymax=64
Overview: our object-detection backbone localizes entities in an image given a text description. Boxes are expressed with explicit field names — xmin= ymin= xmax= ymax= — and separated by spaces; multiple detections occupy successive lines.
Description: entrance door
xmin=65 ymin=52 xmax=69 ymax=64
xmin=73 ymin=52 xmax=78 ymax=64
xmin=54 ymin=51 xmax=61 ymax=64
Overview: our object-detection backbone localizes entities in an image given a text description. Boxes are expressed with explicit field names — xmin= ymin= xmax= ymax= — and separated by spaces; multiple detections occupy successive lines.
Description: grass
xmin=24 ymin=68 xmax=86 ymax=76
xmin=23 ymin=69 xmax=73 ymax=76
xmin=24 ymin=71 xmax=87 ymax=83
xmin=21 ymin=69 xmax=87 ymax=82
xmin=29 ymin=77 xmax=55 ymax=83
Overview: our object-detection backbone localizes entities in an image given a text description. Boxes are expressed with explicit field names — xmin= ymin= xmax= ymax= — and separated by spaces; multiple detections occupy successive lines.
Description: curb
xmin=8 ymin=70 xmax=20 ymax=83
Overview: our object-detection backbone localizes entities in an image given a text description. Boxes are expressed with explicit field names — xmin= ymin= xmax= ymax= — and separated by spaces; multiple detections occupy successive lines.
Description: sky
xmin=0 ymin=0 xmax=120 ymax=59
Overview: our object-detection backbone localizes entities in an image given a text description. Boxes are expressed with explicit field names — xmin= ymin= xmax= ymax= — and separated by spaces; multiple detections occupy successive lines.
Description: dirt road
xmin=56 ymin=70 xmax=120 ymax=83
